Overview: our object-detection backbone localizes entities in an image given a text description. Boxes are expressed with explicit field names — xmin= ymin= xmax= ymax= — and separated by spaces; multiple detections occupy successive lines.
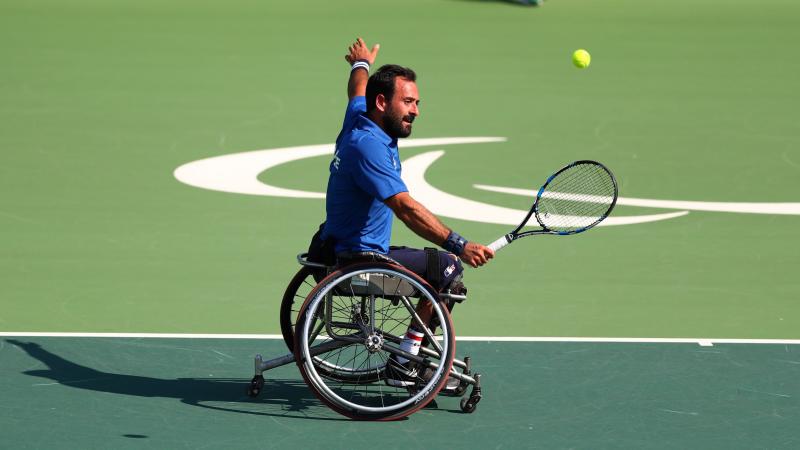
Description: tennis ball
xmin=572 ymin=49 xmax=591 ymax=69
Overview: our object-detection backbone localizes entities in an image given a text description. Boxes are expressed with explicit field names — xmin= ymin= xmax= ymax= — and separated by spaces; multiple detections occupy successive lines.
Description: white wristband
xmin=351 ymin=61 xmax=370 ymax=72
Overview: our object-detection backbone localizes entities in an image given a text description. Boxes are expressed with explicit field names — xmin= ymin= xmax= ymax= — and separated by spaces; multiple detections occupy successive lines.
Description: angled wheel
xmin=294 ymin=262 xmax=456 ymax=420
xmin=280 ymin=265 xmax=382 ymax=384
xmin=279 ymin=266 xmax=318 ymax=352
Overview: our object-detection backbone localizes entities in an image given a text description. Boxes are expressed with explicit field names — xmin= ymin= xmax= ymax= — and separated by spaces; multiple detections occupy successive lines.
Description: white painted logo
xmin=173 ymin=137 xmax=800 ymax=227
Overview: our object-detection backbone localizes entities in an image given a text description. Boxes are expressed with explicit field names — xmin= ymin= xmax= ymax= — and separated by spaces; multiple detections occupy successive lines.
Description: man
xmin=319 ymin=38 xmax=494 ymax=387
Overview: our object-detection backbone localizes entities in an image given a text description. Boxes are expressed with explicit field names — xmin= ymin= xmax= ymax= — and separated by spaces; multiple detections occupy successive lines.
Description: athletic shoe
xmin=438 ymin=373 xmax=464 ymax=396
xmin=384 ymin=355 xmax=419 ymax=387
xmin=444 ymin=375 xmax=462 ymax=391
xmin=386 ymin=355 xmax=462 ymax=393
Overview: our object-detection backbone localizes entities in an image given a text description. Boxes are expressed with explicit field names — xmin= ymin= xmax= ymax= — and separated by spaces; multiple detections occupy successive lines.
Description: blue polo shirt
xmin=321 ymin=96 xmax=408 ymax=254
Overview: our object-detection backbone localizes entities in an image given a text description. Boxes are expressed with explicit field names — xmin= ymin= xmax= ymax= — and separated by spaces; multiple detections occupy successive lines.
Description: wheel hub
xmin=365 ymin=333 xmax=383 ymax=353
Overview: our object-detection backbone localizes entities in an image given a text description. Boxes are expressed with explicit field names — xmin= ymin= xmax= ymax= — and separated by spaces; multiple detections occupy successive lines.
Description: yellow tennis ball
xmin=572 ymin=49 xmax=591 ymax=69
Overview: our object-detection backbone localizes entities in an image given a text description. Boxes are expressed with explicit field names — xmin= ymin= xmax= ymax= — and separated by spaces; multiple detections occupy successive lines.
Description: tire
xmin=280 ymin=265 xmax=382 ymax=384
xmin=279 ymin=266 xmax=318 ymax=352
xmin=294 ymin=262 xmax=456 ymax=420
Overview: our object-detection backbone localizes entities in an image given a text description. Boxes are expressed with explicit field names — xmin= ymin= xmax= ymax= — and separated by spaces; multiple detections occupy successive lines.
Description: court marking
xmin=172 ymin=139 xmax=689 ymax=226
xmin=3 ymin=332 xmax=799 ymax=347
xmin=475 ymin=184 xmax=800 ymax=215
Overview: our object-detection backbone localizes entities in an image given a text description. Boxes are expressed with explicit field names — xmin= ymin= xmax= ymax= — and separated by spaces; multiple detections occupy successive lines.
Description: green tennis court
xmin=2 ymin=0 xmax=799 ymax=447
xmin=1 ymin=337 xmax=797 ymax=449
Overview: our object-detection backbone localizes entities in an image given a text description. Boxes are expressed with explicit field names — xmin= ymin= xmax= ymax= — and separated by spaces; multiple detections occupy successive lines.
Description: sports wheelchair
xmin=246 ymin=252 xmax=483 ymax=420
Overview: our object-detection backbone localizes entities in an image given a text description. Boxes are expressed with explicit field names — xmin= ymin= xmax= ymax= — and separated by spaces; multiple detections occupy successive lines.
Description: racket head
xmin=531 ymin=160 xmax=618 ymax=234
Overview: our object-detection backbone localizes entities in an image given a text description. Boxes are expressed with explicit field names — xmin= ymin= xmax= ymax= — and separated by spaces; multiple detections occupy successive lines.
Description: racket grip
xmin=487 ymin=235 xmax=510 ymax=252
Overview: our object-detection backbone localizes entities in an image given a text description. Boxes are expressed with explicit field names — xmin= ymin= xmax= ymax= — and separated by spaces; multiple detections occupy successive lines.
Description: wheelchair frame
xmin=247 ymin=253 xmax=483 ymax=419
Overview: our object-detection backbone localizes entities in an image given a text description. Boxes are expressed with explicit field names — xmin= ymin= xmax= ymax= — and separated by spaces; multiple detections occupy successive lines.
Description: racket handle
xmin=487 ymin=235 xmax=510 ymax=252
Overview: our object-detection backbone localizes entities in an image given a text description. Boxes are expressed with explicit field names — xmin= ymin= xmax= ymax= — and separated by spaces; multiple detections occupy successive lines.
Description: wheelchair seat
xmin=334 ymin=250 xmax=401 ymax=267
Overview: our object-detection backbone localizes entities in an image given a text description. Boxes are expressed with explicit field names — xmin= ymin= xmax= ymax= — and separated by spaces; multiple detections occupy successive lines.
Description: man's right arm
xmin=385 ymin=192 xmax=494 ymax=268
xmin=344 ymin=37 xmax=380 ymax=100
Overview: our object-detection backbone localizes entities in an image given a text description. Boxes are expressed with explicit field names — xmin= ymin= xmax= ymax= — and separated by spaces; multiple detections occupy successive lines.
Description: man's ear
xmin=375 ymin=93 xmax=387 ymax=113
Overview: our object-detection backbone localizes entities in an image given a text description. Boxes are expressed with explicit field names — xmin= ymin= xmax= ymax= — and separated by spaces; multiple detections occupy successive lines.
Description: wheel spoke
xmin=296 ymin=265 xmax=454 ymax=419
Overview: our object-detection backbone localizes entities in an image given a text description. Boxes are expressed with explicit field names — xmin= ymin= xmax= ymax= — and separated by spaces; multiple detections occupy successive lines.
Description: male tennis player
xmin=316 ymin=38 xmax=494 ymax=387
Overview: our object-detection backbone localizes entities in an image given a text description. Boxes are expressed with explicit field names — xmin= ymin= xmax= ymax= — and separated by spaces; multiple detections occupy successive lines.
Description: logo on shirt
xmin=332 ymin=150 xmax=341 ymax=170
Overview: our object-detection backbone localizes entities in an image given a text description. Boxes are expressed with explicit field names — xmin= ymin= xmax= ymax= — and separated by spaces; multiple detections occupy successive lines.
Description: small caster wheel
xmin=460 ymin=394 xmax=481 ymax=413
xmin=247 ymin=375 xmax=264 ymax=398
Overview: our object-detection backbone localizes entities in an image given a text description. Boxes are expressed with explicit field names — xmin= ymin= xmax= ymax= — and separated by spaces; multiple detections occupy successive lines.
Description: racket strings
xmin=535 ymin=162 xmax=616 ymax=232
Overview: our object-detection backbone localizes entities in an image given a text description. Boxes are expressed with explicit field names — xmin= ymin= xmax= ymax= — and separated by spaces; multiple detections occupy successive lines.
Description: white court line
xmin=2 ymin=332 xmax=800 ymax=346
xmin=454 ymin=337 xmax=800 ymax=346
xmin=0 ymin=332 xmax=284 ymax=340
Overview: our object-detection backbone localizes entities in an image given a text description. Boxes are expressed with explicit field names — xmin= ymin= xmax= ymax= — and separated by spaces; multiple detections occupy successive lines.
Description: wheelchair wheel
xmin=294 ymin=262 xmax=456 ymax=420
xmin=281 ymin=265 xmax=383 ymax=384
xmin=279 ymin=266 xmax=317 ymax=352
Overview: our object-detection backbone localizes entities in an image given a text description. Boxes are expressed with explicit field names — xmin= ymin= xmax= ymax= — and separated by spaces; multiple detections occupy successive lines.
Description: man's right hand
xmin=459 ymin=242 xmax=494 ymax=268
xmin=345 ymin=37 xmax=380 ymax=66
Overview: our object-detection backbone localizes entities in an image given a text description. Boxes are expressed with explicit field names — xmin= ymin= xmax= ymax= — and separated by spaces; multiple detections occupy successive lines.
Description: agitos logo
xmin=174 ymin=137 xmax=800 ymax=226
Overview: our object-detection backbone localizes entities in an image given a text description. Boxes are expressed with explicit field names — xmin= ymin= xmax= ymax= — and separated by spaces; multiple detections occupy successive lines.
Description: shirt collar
xmin=358 ymin=114 xmax=397 ymax=148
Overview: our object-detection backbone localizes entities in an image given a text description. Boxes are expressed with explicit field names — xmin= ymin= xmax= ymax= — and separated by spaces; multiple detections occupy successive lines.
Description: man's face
xmin=382 ymin=77 xmax=420 ymax=139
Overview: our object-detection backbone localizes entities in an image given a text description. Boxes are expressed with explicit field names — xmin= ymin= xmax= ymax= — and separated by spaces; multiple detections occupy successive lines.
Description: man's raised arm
xmin=344 ymin=37 xmax=380 ymax=100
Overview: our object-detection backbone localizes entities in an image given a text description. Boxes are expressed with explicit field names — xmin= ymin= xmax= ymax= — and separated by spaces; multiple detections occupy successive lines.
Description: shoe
xmin=386 ymin=355 xmax=462 ymax=392
xmin=438 ymin=374 xmax=464 ymax=397
xmin=444 ymin=375 xmax=461 ymax=391
xmin=385 ymin=355 xmax=419 ymax=387
xmin=418 ymin=365 xmax=463 ymax=396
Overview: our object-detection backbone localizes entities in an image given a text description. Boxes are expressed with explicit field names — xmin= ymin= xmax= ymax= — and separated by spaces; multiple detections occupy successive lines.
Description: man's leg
xmin=388 ymin=246 xmax=463 ymax=330
xmin=387 ymin=246 xmax=464 ymax=292
xmin=384 ymin=247 xmax=464 ymax=386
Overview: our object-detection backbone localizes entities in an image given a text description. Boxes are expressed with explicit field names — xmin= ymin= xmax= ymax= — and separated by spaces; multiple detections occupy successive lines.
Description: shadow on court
xmin=449 ymin=0 xmax=543 ymax=6
xmin=6 ymin=339 xmax=345 ymax=421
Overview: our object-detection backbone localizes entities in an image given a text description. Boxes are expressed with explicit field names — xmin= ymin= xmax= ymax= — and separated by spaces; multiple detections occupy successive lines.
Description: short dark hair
xmin=366 ymin=64 xmax=417 ymax=113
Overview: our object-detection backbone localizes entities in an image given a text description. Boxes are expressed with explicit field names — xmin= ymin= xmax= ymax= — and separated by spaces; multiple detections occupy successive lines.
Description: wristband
xmin=351 ymin=59 xmax=370 ymax=73
xmin=442 ymin=231 xmax=468 ymax=256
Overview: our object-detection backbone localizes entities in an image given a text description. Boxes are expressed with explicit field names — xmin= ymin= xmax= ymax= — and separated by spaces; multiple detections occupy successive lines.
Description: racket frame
xmin=487 ymin=160 xmax=618 ymax=252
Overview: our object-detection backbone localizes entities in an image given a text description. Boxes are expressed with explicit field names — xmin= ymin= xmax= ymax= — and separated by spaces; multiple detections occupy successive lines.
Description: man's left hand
xmin=345 ymin=37 xmax=380 ymax=66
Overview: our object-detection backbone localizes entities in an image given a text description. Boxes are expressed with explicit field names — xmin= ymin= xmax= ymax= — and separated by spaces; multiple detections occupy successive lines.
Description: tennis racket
xmin=487 ymin=160 xmax=618 ymax=252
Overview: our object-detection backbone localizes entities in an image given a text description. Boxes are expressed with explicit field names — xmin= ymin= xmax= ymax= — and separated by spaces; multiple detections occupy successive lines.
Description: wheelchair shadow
xmin=448 ymin=0 xmax=543 ymax=6
xmin=6 ymin=339 xmax=345 ymax=421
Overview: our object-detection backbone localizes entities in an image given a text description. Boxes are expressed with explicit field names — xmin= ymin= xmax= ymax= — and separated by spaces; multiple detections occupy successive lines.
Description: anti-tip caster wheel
xmin=247 ymin=375 xmax=264 ymax=398
xmin=460 ymin=394 xmax=481 ymax=413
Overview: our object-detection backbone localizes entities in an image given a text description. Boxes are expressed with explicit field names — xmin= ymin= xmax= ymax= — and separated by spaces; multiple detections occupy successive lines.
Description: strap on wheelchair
xmin=336 ymin=251 xmax=400 ymax=267
xmin=424 ymin=247 xmax=440 ymax=289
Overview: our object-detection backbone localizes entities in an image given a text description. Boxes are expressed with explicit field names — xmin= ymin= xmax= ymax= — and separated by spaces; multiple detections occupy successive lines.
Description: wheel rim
xmin=282 ymin=267 xmax=385 ymax=381
xmin=299 ymin=267 xmax=453 ymax=415
xmin=280 ymin=267 xmax=318 ymax=351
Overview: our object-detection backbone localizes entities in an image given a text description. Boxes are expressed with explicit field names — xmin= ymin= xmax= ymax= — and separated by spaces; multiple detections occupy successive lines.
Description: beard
xmin=383 ymin=107 xmax=415 ymax=139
